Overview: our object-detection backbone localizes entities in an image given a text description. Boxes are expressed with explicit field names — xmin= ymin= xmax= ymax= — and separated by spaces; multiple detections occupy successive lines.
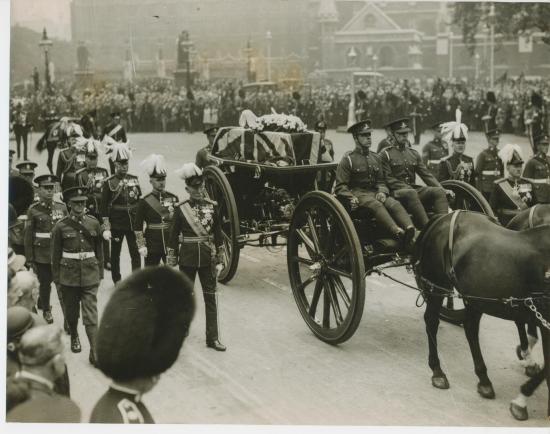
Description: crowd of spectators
xmin=10 ymin=75 xmax=550 ymax=136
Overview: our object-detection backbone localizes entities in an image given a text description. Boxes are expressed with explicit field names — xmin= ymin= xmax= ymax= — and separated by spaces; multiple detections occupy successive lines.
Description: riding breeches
xmin=354 ymin=190 xmax=413 ymax=236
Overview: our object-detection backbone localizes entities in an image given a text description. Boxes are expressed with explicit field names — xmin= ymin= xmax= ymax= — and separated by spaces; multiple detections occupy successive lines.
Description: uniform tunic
xmin=421 ymin=138 xmax=449 ymax=179
xmin=56 ymin=148 xmax=80 ymax=189
xmin=439 ymin=153 xmax=476 ymax=185
xmin=490 ymin=177 xmax=537 ymax=226
xmin=90 ymin=386 xmax=154 ymax=424
xmin=523 ymin=154 xmax=550 ymax=203
xmin=475 ymin=148 xmax=504 ymax=199
xmin=76 ymin=167 xmax=110 ymax=217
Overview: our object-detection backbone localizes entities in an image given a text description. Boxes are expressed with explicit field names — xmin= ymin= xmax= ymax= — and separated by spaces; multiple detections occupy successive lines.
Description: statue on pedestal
xmin=177 ymin=30 xmax=190 ymax=70
xmin=77 ymin=41 xmax=90 ymax=71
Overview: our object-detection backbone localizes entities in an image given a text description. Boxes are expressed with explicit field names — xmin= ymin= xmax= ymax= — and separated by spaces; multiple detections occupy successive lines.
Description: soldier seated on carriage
xmin=523 ymin=133 xmax=550 ymax=204
xmin=490 ymin=144 xmax=537 ymax=226
xmin=438 ymin=127 xmax=475 ymax=186
xmin=335 ymin=120 xmax=416 ymax=246
xmin=379 ymin=117 xmax=451 ymax=230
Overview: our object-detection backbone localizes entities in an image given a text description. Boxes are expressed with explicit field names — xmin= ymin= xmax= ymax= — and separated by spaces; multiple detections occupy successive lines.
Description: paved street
xmin=11 ymin=129 xmax=548 ymax=426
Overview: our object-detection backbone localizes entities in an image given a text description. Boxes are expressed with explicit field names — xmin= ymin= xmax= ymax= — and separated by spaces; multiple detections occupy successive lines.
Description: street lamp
xmin=266 ymin=30 xmax=272 ymax=81
xmin=244 ymin=38 xmax=253 ymax=83
xmin=347 ymin=46 xmax=357 ymax=67
xmin=38 ymin=28 xmax=53 ymax=93
xmin=489 ymin=3 xmax=496 ymax=88
xmin=474 ymin=53 xmax=480 ymax=81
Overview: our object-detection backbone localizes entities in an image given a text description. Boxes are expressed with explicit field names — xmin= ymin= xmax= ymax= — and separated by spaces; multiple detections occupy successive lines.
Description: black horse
xmin=414 ymin=210 xmax=550 ymax=421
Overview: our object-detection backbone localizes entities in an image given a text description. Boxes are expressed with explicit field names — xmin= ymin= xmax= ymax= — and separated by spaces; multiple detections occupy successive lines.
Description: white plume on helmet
xmin=498 ymin=143 xmax=523 ymax=177
xmin=175 ymin=163 xmax=202 ymax=180
xmin=440 ymin=108 xmax=469 ymax=142
xmin=141 ymin=154 xmax=167 ymax=177
xmin=109 ymin=141 xmax=132 ymax=162
xmin=65 ymin=122 xmax=84 ymax=137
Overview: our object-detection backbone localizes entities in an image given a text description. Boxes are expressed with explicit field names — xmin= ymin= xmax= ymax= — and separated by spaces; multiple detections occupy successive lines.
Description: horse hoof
xmin=477 ymin=383 xmax=495 ymax=399
xmin=515 ymin=345 xmax=524 ymax=361
xmin=524 ymin=364 xmax=541 ymax=378
xmin=431 ymin=375 xmax=450 ymax=390
xmin=509 ymin=402 xmax=528 ymax=421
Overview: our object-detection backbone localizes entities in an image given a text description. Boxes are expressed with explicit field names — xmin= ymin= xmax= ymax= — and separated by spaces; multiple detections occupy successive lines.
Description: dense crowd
xmin=10 ymin=76 xmax=550 ymax=136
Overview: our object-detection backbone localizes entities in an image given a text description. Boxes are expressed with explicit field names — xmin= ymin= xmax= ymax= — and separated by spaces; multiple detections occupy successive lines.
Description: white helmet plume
xmin=109 ymin=141 xmax=132 ymax=162
xmin=141 ymin=154 xmax=167 ymax=177
xmin=175 ymin=163 xmax=202 ymax=180
xmin=440 ymin=108 xmax=469 ymax=142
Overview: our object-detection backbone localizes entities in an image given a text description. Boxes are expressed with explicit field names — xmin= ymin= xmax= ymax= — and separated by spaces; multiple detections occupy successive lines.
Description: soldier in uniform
xmin=523 ymin=133 xmax=550 ymax=203
xmin=135 ymin=154 xmax=179 ymax=266
xmin=421 ymin=122 xmax=449 ymax=180
xmin=316 ymin=120 xmax=335 ymax=162
xmin=16 ymin=161 xmax=38 ymax=185
xmin=490 ymin=144 xmax=537 ymax=226
xmin=9 ymin=149 xmax=19 ymax=176
xmin=81 ymin=109 xmax=99 ymax=140
xmin=195 ymin=125 xmax=218 ymax=169
xmin=51 ymin=187 xmax=103 ymax=362
xmin=167 ymin=163 xmax=226 ymax=351
xmin=13 ymin=108 xmax=33 ymax=161
xmin=481 ymin=91 xmax=498 ymax=133
xmin=75 ymin=141 xmax=111 ymax=269
xmin=102 ymin=111 xmax=127 ymax=174
xmin=56 ymin=126 xmax=82 ymax=190
xmin=438 ymin=129 xmax=476 ymax=185
xmin=24 ymin=174 xmax=68 ymax=324
xmin=90 ymin=266 xmax=194 ymax=424
xmin=376 ymin=124 xmax=396 ymax=153
xmin=380 ymin=118 xmax=450 ymax=229
xmin=475 ymin=128 xmax=504 ymax=200
xmin=100 ymin=143 xmax=142 ymax=284
xmin=335 ymin=120 xmax=415 ymax=245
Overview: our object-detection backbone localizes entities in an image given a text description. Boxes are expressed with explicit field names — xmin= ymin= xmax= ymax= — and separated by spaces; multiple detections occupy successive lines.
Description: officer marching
xmin=379 ymin=117 xmax=451 ymax=229
xmin=100 ymin=142 xmax=142 ymax=284
xmin=335 ymin=120 xmax=416 ymax=245
xmin=475 ymin=128 xmax=504 ymax=200
xmin=102 ymin=111 xmax=128 ymax=174
xmin=421 ymin=122 xmax=449 ymax=180
xmin=56 ymin=124 xmax=83 ymax=190
xmin=438 ymin=128 xmax=476 ymax=185
xmin=24 ymin=174 xmax=68 ymax=324
xmin=195 ymin=125 xmax=218 ymax=169
xmin=523 ymin=133 xmax=550 ymax=203
xmin=135 ymin=154 xmax=179 ymax=266
xmin=51 ymin=187 xmax=103 ymax=363
xmin=75 ymin=141 xmax=111 ymax=270
xmin=167 ymin=163 xmax=226 ymax=351
xmin=490 ymin=144 xmax=537 ymax=226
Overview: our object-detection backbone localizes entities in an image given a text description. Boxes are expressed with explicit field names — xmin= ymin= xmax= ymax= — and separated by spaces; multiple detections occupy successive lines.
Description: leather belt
xmin=112 ymin=204 xmax=137 ymax=210
xmin=62 ymin=251 xmax=95 ymax=260
xmin=148 ymin=223 xmax=170 ymax=230
xmin=428 ymin=160 xmax=441 ymax=164
xmin=482 ymin=170 xmax=499 ymax=175
xmin=182 ymin=236 xmax=212 ymax=243
xmin=35 ymin=233 xmax=51 ymax=238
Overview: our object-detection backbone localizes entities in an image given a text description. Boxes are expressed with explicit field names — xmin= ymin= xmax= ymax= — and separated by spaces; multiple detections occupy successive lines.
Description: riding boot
xmin=69 ymin=324 xmax=81 ymax=353
xmin=85 ymin=325 xmax=98 ymax=366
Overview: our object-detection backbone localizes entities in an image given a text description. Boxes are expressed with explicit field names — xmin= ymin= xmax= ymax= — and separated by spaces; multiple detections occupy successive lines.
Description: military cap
xmin=384 ymin=117 xmax=411 ymax=134
xmin=430 ymin=122 xmax=442 ymax=131
xmin=499 ymin=144 xmax=524 ymax=166
xmin=34 ymin=174 xmax=59 ymax=187
xmin=534 ymin=133 xmax=549 ymax=146
xmin=7 ymin=307 xmax=35 ymax=342
xmin=9 ymin=149 xmax=16 ymax=156
xmin=96 ymin=266 xmax=195 ymax=381
xmin=314 ymin=120 xmax=328 ymax=131
xmin=16 ymin=161 xmax=37 ymax=174
xmin=347 ymin=119 xmax=372 ymax=135
xmin=62 ymin=186 xmax=89 ymax=202
xmin=18 ymin=324 xmax=64 ymax=366
xmin=141 ymin=154 xmax=167 ymax=179
xmin=176 ymin=162 xmax=203 ymax=187
xmin=203 ymin=125 xmax=218 ymax=135
xmin=486 ymin=128 xmax=500 ymax=139
xmin=7 ymin=396 xmax=81 ymax=423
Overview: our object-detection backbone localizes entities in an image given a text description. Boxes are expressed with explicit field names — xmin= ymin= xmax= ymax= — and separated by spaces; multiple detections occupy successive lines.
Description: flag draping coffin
xmin=213 ymin=127 xmax=321 ymax=165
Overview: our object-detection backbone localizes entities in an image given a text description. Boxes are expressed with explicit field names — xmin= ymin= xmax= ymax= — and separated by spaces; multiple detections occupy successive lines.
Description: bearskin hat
xmin=486 ymin=91 xmax=496 ymax=104
xmin=531 ymin=91 xmax=543 ymax=109
xmin=356 ymin=90 xmax=367 ymax=100
xmin=96 ymin=267 xmax=195 ymax=381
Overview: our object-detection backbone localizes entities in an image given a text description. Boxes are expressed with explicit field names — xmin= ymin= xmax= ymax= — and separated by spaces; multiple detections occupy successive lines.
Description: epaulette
xmin=117 ymin=399 xmax=144 ymax=424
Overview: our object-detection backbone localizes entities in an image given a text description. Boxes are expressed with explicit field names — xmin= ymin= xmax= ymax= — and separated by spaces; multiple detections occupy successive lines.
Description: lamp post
xmin=448 ymin=29 xmax=453 ymax=79
xmin=474 ymin=53 xmax=480 ymax=81
xmin=38 ymin=28 xmax=53 ymax=93
xmin=372 ymin=54 xmax=378 ymax=72
xmin=489 ymin=3 xmax=496 ymax=88
xmin=180 ymin=36 xmax=194 ymax=91
xmin=266 ymin=30 xmax=272 ymax=81
xmin=245 ymin=37 xmax=253 ymax=82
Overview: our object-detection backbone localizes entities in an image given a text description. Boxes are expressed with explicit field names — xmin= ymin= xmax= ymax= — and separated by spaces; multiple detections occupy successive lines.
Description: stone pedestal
xmin=174 ymin=69 xmax=196 ymax=88
xmin=74 ymin=70 xmax=95 ymax=88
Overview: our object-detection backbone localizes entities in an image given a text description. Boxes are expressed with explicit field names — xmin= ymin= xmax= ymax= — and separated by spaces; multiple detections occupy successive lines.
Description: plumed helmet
xmin=140 ymin=154 xmax=167 ymax=178
xmin=440 ymin=109 xmax=468 ymax=142
xmin=96 ymin=266 xmax=195 ymax=381
xmin=175 ymin=163 xmax=203 ymax=187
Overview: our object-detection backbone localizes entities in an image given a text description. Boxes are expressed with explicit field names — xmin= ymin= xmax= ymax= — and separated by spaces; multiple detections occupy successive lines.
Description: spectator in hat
xmin=421 ymin=122 xmax=449 ymax=180
xmin=135 ymin=154 xmax=179 ymax=266
xmin=6 ymin=324 xmax=80 ymax=422
xmin=24 ymin=174 xmax=68 ymax=324
xmin=51 ymin=186 xmax=104 ymax=362
xmin=522 ymin=133 xmax=550 ymax=203
xmin=475 ymin=128 xmax=505 ymax=200
xmin=16 ymin=161 xmax=38 ymax=185
xmin=90 ymin=266 xmax=195 ymax=423
xmin=195 ymin=125 xmax=218 ymax=169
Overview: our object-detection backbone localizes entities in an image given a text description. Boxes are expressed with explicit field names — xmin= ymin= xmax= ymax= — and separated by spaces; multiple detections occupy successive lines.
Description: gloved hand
xmin=375 ymin=192 xmax=387 ymax=203
xmin=138 ymin=247 xmax=148 ymax=257
xmin=445 ymin=189 xmax=456 ymax=199
xmin=215 ymin=263 xmax=224 ymax=278
xmin=103 ymin=230 xmax=112 ymax=241
xmin=350 ymin=197 xmax=359 ymax=211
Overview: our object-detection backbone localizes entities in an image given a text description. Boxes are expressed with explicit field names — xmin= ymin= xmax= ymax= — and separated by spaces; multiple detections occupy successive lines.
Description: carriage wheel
xmin=203 ymin=166 xmax=240 ymax=284
xmin=287 ymin=191 xmax=365 ymax=344
xmin=437 ymin=180 xmax=494 ymax=325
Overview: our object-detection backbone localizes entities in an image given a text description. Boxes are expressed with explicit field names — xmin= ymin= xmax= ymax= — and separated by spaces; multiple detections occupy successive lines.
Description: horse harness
xmin=528 ymin=204 xmax=539 ymax=229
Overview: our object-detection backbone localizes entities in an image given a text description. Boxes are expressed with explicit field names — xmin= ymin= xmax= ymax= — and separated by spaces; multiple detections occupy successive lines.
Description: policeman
xmin=167 ymin=163 xmax=226 ymax=351
xmin=51 ymin=187 xmax=103 ymax=362
xmin=195 ymin=125 xmax=218 ymax=169
xmin=523 ymin=133 xmax=550 ymax=203
xmin=16 ymin=161 xmax=38 ymax=185
xmin=135 ymin=154 xmax=179 ymax=266
xmin=24 ymin=174 xmax=68 ymax=324
xmin=316 ymin=120 xmax=335 ymax=163
xmin=75 ymin=141 xmax=111 ymax=269
xmin=102 ymin=111 xmax=127 ymax=174
xmin=380 ymin=117 xmax=450 ymax=229
xmin=335 ymin=120 xmax=415 ymax=244
xmin=438 ymin=130 xmax=476 ymax=185
xmin=56 ymin=126 xmax=81 ymax=189
xmin=421 ymin=122 xmax=449 ymax=180
xmin=90 ymin=267 xmax=194 ymax=424
xmin=100 ymin=143 xmax=142 ymax=284
xmin=490 ymin=144 xmax=536 ymax=226
xmin=475 ymin=128 xmax=504 ymax=200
